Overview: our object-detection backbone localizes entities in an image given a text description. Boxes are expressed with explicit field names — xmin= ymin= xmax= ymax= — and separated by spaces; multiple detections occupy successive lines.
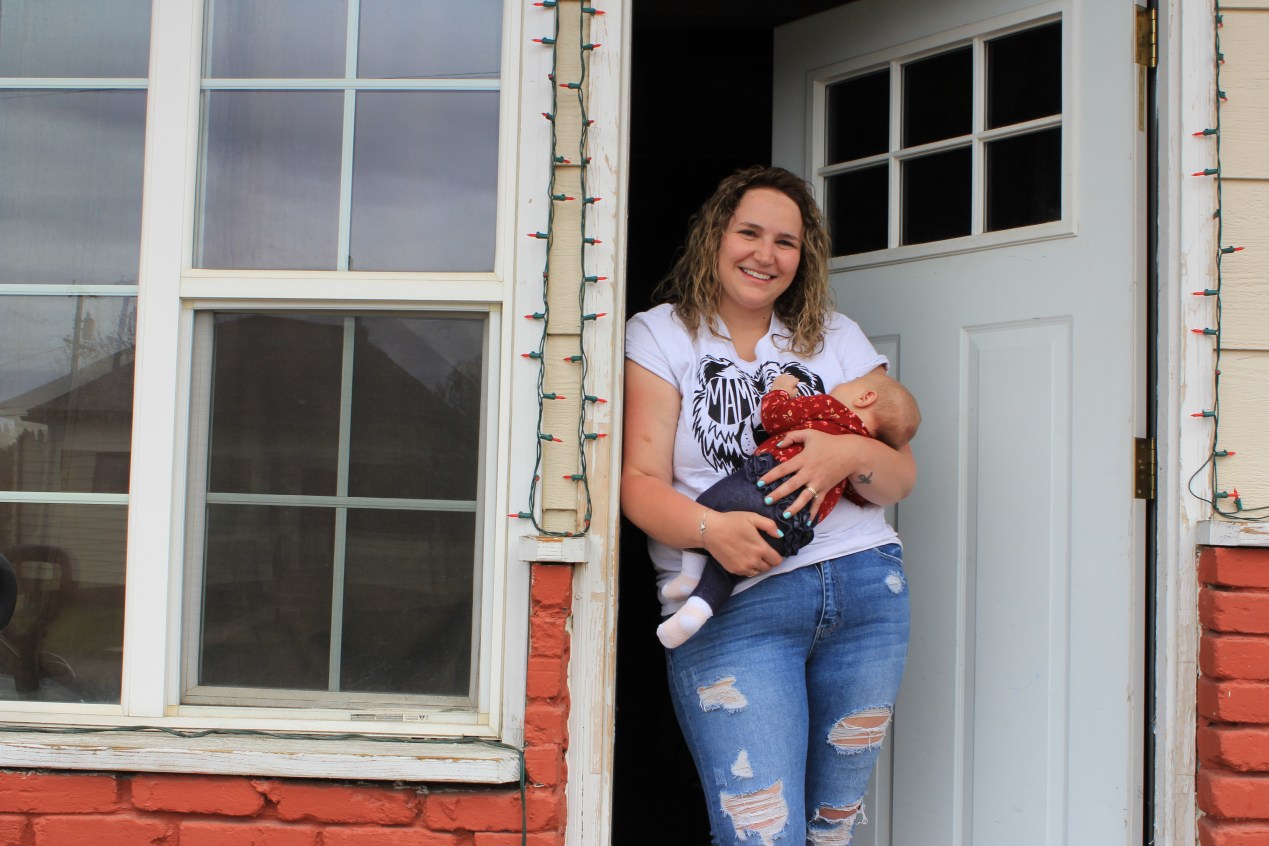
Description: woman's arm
xmin=621 ymin=362 xmax=783 ymax=575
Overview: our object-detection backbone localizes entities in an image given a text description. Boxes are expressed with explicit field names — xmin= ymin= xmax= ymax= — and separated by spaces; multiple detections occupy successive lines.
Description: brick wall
xmin=0 ymin=564 xmax=573 ymax=846
xmin=1197 ymin=546 xmax=1269 ymax=846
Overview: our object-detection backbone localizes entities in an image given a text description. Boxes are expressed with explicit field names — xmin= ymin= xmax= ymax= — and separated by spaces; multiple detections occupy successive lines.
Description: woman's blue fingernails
xmin=763 ymin=496 xmax=773 ymax=506
xmin=776 ymin=530 xmax=785 ymax=538
xmin=756 ymin=480 xmax=766 ymax=489
xmin=783 ymin=511 xmax=792 ymax=519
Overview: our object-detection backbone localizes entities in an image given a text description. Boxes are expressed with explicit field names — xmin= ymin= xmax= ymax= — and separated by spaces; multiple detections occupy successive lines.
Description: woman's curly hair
xmin=652 ymin=165 xmax=834 ymax=357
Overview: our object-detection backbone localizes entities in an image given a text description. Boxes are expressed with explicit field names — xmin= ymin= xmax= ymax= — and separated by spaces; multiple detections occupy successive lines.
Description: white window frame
xmin=0 ymin=0 xmax=541 ymax=783
xmin=809 ymin=6 xmax=1073 ymax=271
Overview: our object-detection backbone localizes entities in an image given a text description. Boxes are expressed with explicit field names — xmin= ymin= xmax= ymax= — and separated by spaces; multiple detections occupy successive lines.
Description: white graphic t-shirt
xmin=625 ymin=303 xmax=901 ymax=614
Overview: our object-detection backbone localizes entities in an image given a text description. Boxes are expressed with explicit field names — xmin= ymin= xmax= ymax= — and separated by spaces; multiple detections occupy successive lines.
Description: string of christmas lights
xmin=512 ymin=0 xmax=606 ymax=537
xmin=1187 ymin=2 xmax=1268 ymax=520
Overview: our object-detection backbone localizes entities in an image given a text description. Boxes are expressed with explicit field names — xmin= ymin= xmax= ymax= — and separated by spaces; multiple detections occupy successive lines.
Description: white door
xmin=775 ymin=2 xmax=1146 ymax=844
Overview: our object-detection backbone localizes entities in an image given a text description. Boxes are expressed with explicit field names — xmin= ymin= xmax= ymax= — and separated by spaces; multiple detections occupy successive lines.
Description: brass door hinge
xmin=1134 ymin=436 xmax=1156 ymax=500
xmin=1136 ymin=6 xmax=1158 ymax=69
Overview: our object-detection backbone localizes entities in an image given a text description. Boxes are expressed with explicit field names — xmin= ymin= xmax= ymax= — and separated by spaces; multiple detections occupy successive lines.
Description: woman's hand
xmin=759 ymin=429 xmax=917 ymax=518
xmin=701 ymin=510 xmax=784 ymax=577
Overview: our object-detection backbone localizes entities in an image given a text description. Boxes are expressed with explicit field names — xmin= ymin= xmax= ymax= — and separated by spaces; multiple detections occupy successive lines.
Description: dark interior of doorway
xmin=614 ymin=4 xmax=843 ymax=842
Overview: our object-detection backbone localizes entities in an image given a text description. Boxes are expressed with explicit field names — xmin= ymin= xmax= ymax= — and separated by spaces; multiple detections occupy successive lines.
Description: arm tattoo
xmin=855 ymin=471 xmax=874 ymax=486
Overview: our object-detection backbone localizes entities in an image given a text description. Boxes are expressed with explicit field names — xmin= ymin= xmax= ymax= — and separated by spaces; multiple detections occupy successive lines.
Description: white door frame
xmin=567 ymin=1 xmax=1214 ymax=844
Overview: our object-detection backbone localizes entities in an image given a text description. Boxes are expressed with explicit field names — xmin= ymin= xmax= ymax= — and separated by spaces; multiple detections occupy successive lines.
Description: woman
xmin=622 ymin=165 xmax=915 ymax=844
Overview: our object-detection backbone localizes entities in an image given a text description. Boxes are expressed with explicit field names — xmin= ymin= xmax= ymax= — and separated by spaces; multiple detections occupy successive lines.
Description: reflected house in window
xmin=191 ymin=313 xmax=486 ymax=706
xmin=0 ymin=341 xmax=133 ymax=703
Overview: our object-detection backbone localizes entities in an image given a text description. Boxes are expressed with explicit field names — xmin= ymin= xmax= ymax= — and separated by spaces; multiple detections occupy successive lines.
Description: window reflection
xmin=0 ymin=0 xmax=151 ymax=78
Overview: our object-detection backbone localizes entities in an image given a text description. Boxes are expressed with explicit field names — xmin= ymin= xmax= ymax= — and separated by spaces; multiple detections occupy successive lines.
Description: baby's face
xmin=828 ymin=378 xmax=868 ymax=409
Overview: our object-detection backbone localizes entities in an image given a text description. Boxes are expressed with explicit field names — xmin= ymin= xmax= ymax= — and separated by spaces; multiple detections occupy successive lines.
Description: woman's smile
xmin=716 ymin=187 xmax=803 ymax=320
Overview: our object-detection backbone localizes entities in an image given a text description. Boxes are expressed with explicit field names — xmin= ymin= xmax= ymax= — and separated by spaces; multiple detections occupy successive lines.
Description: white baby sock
xmin=656 ymin=596 xmax=714 ymax=649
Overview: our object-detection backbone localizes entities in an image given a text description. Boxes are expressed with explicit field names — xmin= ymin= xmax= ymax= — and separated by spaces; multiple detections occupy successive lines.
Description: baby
xmin=658 ymin=369 xmax=921 ymax=648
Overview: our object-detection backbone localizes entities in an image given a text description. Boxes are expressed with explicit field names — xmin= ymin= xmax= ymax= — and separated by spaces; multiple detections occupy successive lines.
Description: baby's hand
xmin=770 ymin=374 xmax=800 ymax=395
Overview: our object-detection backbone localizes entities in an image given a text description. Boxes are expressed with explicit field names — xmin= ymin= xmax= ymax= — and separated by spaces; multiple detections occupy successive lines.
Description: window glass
xmin=191 ymin=311 xmax=486 ymax=706
xmin=358 ymin=0 xmax=502 ymax=80
xmin=0 ymin=91 xmax=147 ymax=285
xmin=826 ymin=166 xmax=888 ymax=256
xmin=987 ymin=22 xmax=1061 ymax=129
xmin=0 ymin=297 xmax=136 ymax=493
xmin=826 ymin=69 xmax=889 ymax=164
xmin=0 ymin=0 xmax=151 ymax=78
xmin=902 ymin=147 xmax=972 ymax=245
xmin=349 ymin=92 xmax=499 ymax=272
xmin=902 ymin=46 xmax=972 ymax=148
xmin=197 ymin=92 xmax=345 ymax=271
xmin=986 ymin=128 xmax=1062 ymax=231
xmin=0 ymin=505 xmax=127 ymax=704
xmin=206 ymin=0 xmax=348 ymax=78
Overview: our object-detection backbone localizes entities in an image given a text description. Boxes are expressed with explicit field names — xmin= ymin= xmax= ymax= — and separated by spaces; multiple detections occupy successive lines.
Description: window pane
xmin=0 ymin=0 xmax=151 ymax=78
xmin=197 ymin=91 xmax=344 ymax=270
xmin=0 ymin=297 xmax=136 ymax=494
xmin=826 ymin=69 xmax=890 ymax=164
xmin=342 ymin=509 xmax=475 ymax=697
xmin=987 ymin=22 xmax=1061 ymax=129
xmin=359 ymin=0 xmax=502 ymax=80
xmin=0 ymin=504 xmax=126 ymax=704
xmin=207 ymin=314 xmax=344 ymax=497
xmin=902 ymin=46 xmax=972 ymax=148
xmin=902 ymin=147 xmax=972 ymax=245
xmin=199 ymin=504 xmax=335 ymax=691
xmin=0 ymin=91 xmax=146 ymax=286
xmin=349 ymin=92 xmax=499 ymax=271
xmin=348 ymin=314 xmax=485 ymax=500
xmin=826 ymin=166 xmax=888 ymax=256
xmin=206 ymin=0 xmax=348 ymax=79
xmin=986 ymin=128 xmax=1061 ymax=231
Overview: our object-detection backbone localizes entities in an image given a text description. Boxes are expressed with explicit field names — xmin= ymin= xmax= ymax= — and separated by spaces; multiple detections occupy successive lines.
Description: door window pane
xmin=826 ymin=166 xmax=888 ymax=256
xmin=902 ymin=46 xmax=972 ymax=148
xmin=0 ymin=505 xmax=127 ymax=704
xmin=206 ymin=0 xmax=348 ymax=79
xmin=358 ymin=0 xmax=502 ymax=80
xmin=349 ymin=92 xmax=499 ymax=272
xmin=348 ymin=314 xmax=484 ymax=500
xmin=826 ymin=69 xmax=889 ymax=164
xmin=198 ymin=92 xmax=345 ymax=270
xmin=987 ymin=22 xmax=1061 ymax=129
xmin=0 ymin=91 xmax=147 ymax=286
xmin=902 ymin=147 xmax=971 ymax=245
xmin=0 ymin=297 xmax=136 ymax=494
xmin=986 ymin=128 xmax=1061 ymax=231
xmin=0 ymin=0 xmax=151 ymax=78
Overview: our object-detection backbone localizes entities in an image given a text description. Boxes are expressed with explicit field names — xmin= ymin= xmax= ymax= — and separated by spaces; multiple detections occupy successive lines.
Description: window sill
xmin=0 ymin=729 xmax=521 ymax=783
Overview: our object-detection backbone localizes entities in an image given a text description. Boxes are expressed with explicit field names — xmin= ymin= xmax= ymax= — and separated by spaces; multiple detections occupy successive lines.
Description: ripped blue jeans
xmin=665 ymin=544 xmax=909 ymax=846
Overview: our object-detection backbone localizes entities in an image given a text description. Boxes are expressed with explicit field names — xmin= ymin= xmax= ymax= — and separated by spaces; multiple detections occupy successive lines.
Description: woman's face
xmin=715 ymin=187 xmax=803 ymax=320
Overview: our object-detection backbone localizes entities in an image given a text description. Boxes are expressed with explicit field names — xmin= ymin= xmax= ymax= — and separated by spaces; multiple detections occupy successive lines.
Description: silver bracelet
xmin=699 ymin=510 xmax=708 ymax=542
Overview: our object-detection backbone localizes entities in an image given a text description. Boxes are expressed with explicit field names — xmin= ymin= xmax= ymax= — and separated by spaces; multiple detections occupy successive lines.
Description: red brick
xmin=1201 ymin=633 xmax=1269 ymax=680
xmin=0 ymin=816 xmax=27 ymax=844
xmin=523 ymin=744 xmax=564 ymax=788
xmin=132 ymin=774 xmax=264 ymax=816
xmin=179 ymin=821 xmax=319 ymax=846
xmin=1199 ymin=769 xmax=1269 ymax=819
xmin=1200 ymin=724 xmax=1269 ymax=771
xmin=1201 ymin=547 xmax=1269 ymax=590
xmin=1200 ymin=817 xmax=1269 ymax=846
xmin=524 ymin=702 xmax=568 ymax=747
xmin=526 ymin=656 xmax=566 ymax=700
xmin=1199 ymin=677 xmax=1269 ymax=723
xmin=474 ymin=833 xmax=564 ymax=846
xmin=33 ymin=815 xmax=170 ymax=845
xmin=1201 ymin=587 xmax=1269 ymax=633
xmin=423 ymin=789 xmax=561 ymax=832
xmin=321 ymin=827 xmax=461 ymax=846
xmin=257 ymin=782 xmax=418 ymax=825
xmin=0 ymin=773 xmax=119 ymax=813
xmin=532 ymin=565 xmax=574 ymax=611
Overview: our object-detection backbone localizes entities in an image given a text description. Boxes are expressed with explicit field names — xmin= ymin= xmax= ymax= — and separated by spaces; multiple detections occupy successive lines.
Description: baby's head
xmin=830 ymin=371 xmax=921 ymax=449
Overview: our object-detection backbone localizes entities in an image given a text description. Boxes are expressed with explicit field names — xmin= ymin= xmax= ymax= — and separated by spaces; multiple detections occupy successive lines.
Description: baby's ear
xmin=854 ymin=389 xmax=879 ymax=408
